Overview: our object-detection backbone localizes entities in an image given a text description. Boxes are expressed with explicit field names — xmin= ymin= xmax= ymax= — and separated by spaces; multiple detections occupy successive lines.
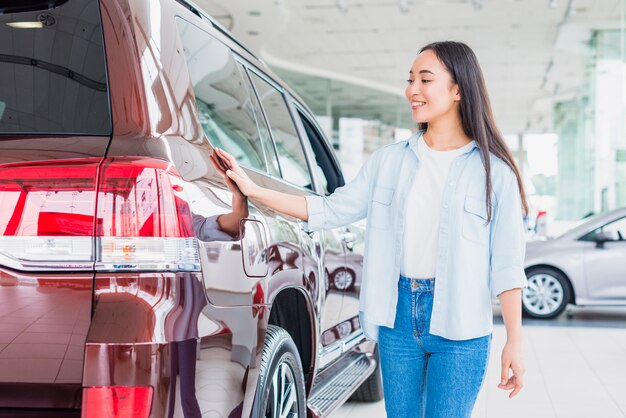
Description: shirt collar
xmin=405 ymin=129 xmax=478 ymax=159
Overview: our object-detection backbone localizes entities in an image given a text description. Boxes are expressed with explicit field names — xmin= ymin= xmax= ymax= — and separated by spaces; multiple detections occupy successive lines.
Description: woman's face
xmin=405 ymin=49 xmax=461 ymax=125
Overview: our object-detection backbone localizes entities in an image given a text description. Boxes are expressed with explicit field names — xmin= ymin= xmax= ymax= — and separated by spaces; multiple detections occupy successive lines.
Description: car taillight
xmin=95 ymin=157 xmax=199 ymax=272
xmin=0 ymin=157 xmax=199 ymax=272
xmin=0 ymin=159 xmax=99 ymax=270
xmin=82 ymin=386 xmax=153 ymax=418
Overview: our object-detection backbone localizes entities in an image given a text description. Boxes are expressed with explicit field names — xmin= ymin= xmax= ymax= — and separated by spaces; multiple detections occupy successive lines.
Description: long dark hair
xmin=418 ymin=41 xmax=528 ymax=221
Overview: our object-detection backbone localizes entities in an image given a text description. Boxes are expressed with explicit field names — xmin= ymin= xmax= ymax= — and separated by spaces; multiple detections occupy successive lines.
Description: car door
xmin=245 ymin=70 xmax=346 ymax=353
xmin=291 ymin=105 xmax=365 ymax=343
xmin=581 ymin=216 xmax=626 ymax=301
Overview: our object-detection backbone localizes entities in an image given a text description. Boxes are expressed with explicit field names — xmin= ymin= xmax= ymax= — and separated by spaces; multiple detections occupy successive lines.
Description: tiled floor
xmin=0 ymin=280 xmax=91 ymax=383
xmin=334 ymin=307 xmax=626 ymax=418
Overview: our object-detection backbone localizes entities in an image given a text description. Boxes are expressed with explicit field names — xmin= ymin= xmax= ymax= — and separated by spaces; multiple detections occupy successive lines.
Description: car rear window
xmin=0 ymin=0 xmax=111 ymax=135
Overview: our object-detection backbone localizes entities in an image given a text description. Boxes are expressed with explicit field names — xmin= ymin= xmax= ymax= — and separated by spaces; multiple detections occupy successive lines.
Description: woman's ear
xmin=454 ymin=85 xmax=461 ymax=102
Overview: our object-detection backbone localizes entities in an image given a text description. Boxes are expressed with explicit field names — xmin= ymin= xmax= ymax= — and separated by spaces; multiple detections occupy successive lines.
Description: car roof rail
xmin=175 ymin=0 xmax=260 ymax=61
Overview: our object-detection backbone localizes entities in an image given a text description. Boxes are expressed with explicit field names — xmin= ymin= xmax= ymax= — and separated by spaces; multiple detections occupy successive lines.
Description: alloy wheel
xmin=333 ymin=270 xmax=354 ymax=290
xmin=523 ymin=273 xmax=565 ymax=316
xmin=265 ymin=360 xmax=299 ymax=418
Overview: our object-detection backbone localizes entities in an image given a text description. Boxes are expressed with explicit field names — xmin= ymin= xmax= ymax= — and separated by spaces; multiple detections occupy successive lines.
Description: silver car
xmin=523 ymin=207 xmax=626 ymax=319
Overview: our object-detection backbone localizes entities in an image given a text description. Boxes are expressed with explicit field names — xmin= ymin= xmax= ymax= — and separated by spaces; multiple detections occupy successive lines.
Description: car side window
xmin=175 ymin=18 xmax=270 ymax=174
xmin=295 ymin=108 xmax=345 ymax=195
xmin=248 ymin=72 xmax=313 ymax=190
xmin=598 ymin=217 xmax=626 ymax=241
xmin=238 ymin=63 xmax=281 ymax=177
xmin=583 ymin=217 xmax=626 ymax=241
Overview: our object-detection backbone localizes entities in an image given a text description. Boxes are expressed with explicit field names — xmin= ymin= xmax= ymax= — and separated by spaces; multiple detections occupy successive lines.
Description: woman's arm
xmin=212 ymin=147 xmax=375 ymax=231
xmin=489 ymin=170 xmax=528 ymax=399
xmin=497 ymin=288 xmax=524 ymax=398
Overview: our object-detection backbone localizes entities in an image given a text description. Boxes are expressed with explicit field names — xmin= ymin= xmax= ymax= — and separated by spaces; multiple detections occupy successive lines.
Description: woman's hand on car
xmin=209 ymin=149 xmax=244 ymax=200
xmin=209 ymin=148 xmax=260 ymax=198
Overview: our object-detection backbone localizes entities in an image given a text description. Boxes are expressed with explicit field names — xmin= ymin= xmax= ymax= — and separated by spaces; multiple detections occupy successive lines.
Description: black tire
xmin=349 ymin=346 xmax=384 ymax=402
xmin=254 ymin=325 xmax=306 ymax=418
xmin=522 ymin=267 xmax=572 ymax=319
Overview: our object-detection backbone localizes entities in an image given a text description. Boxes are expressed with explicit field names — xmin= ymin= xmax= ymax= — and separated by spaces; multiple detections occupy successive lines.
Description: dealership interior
xmin=2 ymin=0 xmax=626 ymax=417
xmin=201 ymin=0 xmax=626 ymax=417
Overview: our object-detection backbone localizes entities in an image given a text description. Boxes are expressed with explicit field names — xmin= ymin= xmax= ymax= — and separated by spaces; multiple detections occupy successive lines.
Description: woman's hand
xmin=498 ymin=340 xmax=525 ymax=398
xmin=209 ymin=148 xmax=260 ymax=198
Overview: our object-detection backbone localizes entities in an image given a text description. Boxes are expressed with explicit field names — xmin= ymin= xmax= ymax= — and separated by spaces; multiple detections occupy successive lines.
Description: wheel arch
xmin=266 ymin=286 xmax=316 ymax=390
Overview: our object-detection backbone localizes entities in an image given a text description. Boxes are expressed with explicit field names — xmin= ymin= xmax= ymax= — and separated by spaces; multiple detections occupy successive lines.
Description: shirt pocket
xmin=462 ymin=195 xmax=489 ymax=246
xmin=368 ymin=186 xmax=394 ymax=229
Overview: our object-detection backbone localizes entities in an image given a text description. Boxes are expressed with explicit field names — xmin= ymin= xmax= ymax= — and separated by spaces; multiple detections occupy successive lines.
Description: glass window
xmin=176 ymin=18 xmax=269 ymax=173
xmin=582 ymin=217 xmax=626 ymax=241
xmin=249 ymin=72 xmax=313 ymax=190
xmin=238 ymin=65 xmax=281 ymax=177
xmin=295 ymin=108 xmax=345 ymax=195
xmin=0 ymin=0 xmax=111 ymax=135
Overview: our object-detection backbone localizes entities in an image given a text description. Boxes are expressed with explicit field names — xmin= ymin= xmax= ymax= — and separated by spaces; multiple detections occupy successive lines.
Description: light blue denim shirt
xmin=303 ymin=130 xmax=528 ymax=341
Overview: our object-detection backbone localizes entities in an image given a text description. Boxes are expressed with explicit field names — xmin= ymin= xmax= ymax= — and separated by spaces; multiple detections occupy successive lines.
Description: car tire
xmin=522 ymin=267 xmax=571 ymax=319
xmin=255 ymin=325 xmax=306 ymax=418
xmin=332 ymin=268 xmax=354 ymax=291
xmin=349 ymin=346 xmax=384 ymax=402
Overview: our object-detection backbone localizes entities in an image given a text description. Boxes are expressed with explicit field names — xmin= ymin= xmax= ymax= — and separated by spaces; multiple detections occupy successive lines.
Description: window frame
xmin=291 ymin=101 xmax=345 ymax=196
xmin=244 ymin=65 xmax=319 ymax=193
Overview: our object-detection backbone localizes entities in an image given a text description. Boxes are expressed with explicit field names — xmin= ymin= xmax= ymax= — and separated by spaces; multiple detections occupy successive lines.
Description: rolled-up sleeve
xmin=302 ymin=153 xmax=376 ymax=233
xmin=489 ymin=170 xmax=529 ymax=298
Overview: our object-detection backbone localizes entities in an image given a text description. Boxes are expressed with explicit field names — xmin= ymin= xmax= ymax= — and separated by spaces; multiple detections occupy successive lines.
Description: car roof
xmin=177 ymin=0 xmax=315 ymax=118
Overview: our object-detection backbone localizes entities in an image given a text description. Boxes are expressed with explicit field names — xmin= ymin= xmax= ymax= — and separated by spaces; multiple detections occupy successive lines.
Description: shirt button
xmin=443 ymin=204 xmax=448 ymax=208
xmin=436 ymin=301 xmax=441 ymax=305
xmin=448 ymin=182 xmax=453 ymax=186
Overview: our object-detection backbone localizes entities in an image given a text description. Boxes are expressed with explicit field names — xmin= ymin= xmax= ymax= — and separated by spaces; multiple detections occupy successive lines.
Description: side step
xmin=308 ymin=351 xmax=377 ymax=417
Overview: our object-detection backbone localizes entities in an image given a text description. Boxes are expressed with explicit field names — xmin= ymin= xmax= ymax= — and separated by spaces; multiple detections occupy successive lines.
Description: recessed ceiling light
xmin=248 ymin=31 xmax=259 ymax=36
xmin=6 ymin=21 xmax=43 ymax=29
xmin=249 ymin=11 xmax=261 ymax=16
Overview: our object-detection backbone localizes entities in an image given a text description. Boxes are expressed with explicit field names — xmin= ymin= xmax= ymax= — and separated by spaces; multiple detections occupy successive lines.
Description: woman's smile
xmin=411 ymin=101 xmax=427 ymax=110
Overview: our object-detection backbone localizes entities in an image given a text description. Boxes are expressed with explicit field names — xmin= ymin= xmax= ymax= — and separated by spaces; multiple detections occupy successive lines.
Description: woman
xmin=211 ymin=41 xmax=527 ymax=418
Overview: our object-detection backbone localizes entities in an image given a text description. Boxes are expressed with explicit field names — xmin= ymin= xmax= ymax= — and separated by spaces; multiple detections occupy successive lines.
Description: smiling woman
xmin=216 ymin=40 xmax=529 ymax=418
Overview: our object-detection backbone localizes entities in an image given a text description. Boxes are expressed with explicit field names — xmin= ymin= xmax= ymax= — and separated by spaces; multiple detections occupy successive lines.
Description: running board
xmin=308 ymin=351 xmax=377 ymax=417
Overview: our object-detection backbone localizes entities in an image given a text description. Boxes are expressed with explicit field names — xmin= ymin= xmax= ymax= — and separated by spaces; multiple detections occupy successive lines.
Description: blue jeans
xmin=378 ymin=275 xmax=491 ymax=418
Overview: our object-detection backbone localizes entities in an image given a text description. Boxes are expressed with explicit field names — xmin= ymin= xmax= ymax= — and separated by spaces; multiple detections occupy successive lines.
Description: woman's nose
xmin=407 ymin=82 xmax=420 ymax=97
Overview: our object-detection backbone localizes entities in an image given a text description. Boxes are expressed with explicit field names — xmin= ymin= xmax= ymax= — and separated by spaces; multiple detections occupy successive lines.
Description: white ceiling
xmin=196 ymin=0 xmax=623 ymax=133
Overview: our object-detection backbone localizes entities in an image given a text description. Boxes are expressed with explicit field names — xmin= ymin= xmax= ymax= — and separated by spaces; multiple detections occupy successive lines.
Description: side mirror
xmin=595 ymin=231 xmax=611 ymax=249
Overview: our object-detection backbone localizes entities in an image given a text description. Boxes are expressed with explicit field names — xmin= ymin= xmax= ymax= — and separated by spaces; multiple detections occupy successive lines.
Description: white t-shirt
xmin=401 ymin=134 xmax=476 ymax=278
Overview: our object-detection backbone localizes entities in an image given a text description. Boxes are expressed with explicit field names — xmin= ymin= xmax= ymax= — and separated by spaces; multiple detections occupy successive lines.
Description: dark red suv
xmin=0 ymin=0 xmax=381 ymax=417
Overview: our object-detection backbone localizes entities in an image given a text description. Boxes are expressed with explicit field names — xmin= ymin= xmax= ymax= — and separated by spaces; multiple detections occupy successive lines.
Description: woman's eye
xmin=422 ymin=79 xmax=432 ymax=84
xmin=406 ymin=79 xmax=414 ymax=84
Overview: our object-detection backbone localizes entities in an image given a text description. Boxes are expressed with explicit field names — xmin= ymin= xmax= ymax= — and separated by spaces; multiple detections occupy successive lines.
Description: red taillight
xmin=82 ymin=386 xmax=153 ymax=418
xmin=97 ymin=158 xmax=193 ymax=238
xmin=95 ymin=158 xmax=199 ymax=272
xmin=0 ymin=157 xmax=199 ymax=272
xmin=0 ymin=159 xmax=99 ymax=237
xmin=0 ymin=159 xmax=99 ymax=270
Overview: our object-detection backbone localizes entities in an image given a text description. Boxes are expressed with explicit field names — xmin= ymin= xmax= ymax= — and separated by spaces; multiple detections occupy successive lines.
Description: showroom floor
xmin=334 ymin=306 xmax=626 ymax=418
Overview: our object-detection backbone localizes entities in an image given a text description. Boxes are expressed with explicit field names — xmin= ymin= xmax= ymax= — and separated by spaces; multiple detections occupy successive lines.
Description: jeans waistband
xmin=398 ymin=274 xmax=435 ymax=292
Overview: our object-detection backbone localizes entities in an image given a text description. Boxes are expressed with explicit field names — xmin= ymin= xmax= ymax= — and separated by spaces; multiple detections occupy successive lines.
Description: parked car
xmin=523 ymin=207 xmax=626 ymax=319
xmin=0 ymin=0 xmax=381 ymax=417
